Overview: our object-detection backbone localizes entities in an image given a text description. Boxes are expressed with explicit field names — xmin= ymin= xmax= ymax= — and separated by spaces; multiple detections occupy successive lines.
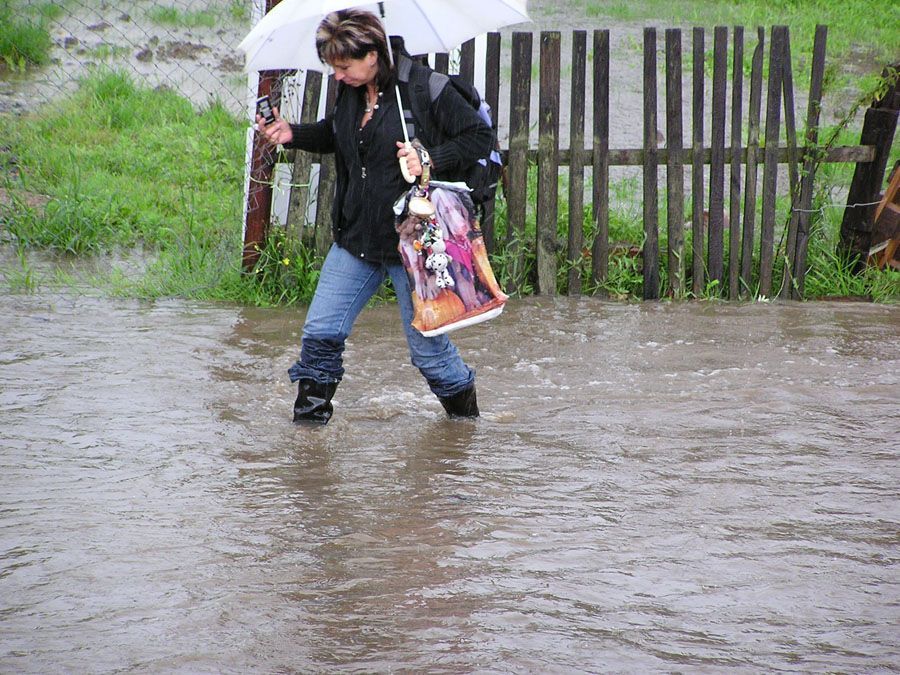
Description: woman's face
xmin=329 ymin=50 xmax=378 ymax=87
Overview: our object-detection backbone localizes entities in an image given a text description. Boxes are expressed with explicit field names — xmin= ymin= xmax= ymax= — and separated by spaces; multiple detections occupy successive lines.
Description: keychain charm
xmin=422 ymin=228 xmax=455 ymax=289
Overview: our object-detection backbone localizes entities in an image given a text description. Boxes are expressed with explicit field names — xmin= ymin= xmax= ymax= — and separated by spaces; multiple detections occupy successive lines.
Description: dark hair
xmin=316 ymin=9 xmax=394 ymax=89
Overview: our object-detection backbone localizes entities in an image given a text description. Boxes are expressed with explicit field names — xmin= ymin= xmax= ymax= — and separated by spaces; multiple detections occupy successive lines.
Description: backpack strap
xmin=396 ymin=55 xmax=450 ymax=146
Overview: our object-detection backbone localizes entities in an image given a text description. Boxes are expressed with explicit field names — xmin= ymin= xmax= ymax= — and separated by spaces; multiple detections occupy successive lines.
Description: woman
xmin=256 ymin=9 xmax=493 ymax=425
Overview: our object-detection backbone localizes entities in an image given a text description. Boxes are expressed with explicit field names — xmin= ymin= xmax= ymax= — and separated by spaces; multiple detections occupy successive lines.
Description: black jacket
xmin=286 ymin=61 xmax=492 ymax=263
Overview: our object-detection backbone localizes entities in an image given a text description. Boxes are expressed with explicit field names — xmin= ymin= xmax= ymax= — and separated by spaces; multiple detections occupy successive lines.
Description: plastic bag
xmin=396 ymin=181 xmax=508 ymax=337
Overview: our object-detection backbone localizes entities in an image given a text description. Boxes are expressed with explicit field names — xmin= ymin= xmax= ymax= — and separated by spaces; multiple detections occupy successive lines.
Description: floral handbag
xmin=395 ymin=154 xmax=508 ymax=337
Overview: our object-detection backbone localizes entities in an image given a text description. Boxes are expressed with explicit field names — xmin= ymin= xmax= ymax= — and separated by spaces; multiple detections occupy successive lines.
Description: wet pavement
xmin=1 ymin=292 xmax=898 ymax=672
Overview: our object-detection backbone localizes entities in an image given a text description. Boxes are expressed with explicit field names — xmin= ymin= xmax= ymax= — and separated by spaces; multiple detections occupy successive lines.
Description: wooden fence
xmin=243 ymin=26 xmax=898 ymax=300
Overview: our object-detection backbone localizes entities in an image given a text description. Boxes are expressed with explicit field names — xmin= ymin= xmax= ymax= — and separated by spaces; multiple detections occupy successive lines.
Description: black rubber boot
xmin=438 ymin=385 xmax=480 ymax=419
xmin=293 ymin=379 xmax=338 ymax=425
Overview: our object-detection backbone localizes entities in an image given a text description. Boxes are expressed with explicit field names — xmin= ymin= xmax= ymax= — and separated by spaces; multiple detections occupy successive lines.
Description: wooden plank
xmin=781 ymin=29 xmax=801 ymax=200
xmin=567 ymin=30 xmax=587 ymax=295
xmin=536 ymin=31 xmax=561 ymax=295
xmin=484 ymin=33 xmax=501 ymax=122
xmin=665 ymin=28 xmax=685 ymax=296
xmin=780 ymin=27 xmax=802 ymax=299
xmin=506 ymin=32 xmax=533 ymax=294
xmin=314 ymin=76 xmax=338 ymax=257
xmin=591 ymin=29 xmax=611 ymax=292
xmin=740 ymin=27 xmax=764 ymax=296
xmin=691 ymin=27 xmax=705 ymax=295
xmin=434 ymin=52 xmax=449 ymax=75
xmin=728 ymin=27 xmax=744 ymax=299
xmin=792 ymin=25 xmax=828 ymax=298
xmin=286 ymin=70 xmax=322 ymax=245
xmin=482 ymin=32 xmax=502 ymax=253
xmin=814 ymin=145 xmax=876 ymax=163
xmin=643 ymin=27 xmax=660 ymax=299
xmin=759 ymin=25 xmax=785 ymax=297
xmin=459 ymin=38 xmax=476 ymax=85
xmin=708 ymin=26 xmax=728 ymax=290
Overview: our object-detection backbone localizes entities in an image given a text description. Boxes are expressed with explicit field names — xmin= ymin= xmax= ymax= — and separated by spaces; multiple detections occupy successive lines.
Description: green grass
xmin=582 ymin=0 xmax=899 ymax=103
xmin=0 ymin=0 xmax=54 ymax=70
xmin=1 ymin=71 xmax=254 ymax=299
xmin=227 ymin=0 xmax=249 ymax=23
xmin=582 ymin=0 xmax=898 ymax=62
xmin=146 ymin=3 xmax=248 ymax=29
xmin=0 ymin=70 xmax=328 ymax=305
xmin=146 ymin=6 xmax=217 ymax=29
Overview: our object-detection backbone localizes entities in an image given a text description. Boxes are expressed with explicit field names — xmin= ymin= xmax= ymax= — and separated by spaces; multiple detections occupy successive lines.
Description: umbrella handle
xmin=393 ymin=84 xmax=415 ymax=183
xmin=399 ymin=142 xmax=416 ymax=184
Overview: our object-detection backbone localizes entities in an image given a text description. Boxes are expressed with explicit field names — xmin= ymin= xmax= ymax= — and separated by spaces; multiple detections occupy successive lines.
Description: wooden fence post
xmin=434 ymin=52 xmax=450 ymax=75
xmin=740 ymin=27 xmax=765 ymax=296
xmin=536 ymin=31 xmax=561 ymax=295
xmin=482 ymin=32 xmax=502 ymax=252
xmin=708 ymin=26 xmax=728 ymax=290
xmin=791 ymin=26 xmax=829 ymax=298
xmin=459 ymin=38 xmax=476 ymax=85
xmin=691 ymin=27 xmax=706 ymax=295
xmin=313 ymin=77 xmax=338 ymax=257
xmin=286 ymin=70 xmax=323 ymax=245
xmin=506 ymin=32 xmax=533 ymax=294
xmin=567 ymin=30 xmax=587 ymax=295
xmin=590 ymin=29 xmax=610 ymax=293
xmin=642 ymin=27 xmax=660 ymax=299
xmin=665 ymin=28 xmax=685 ymax=297
xmin=759 ymin=25 xmax=786 ymax=297
xmin=839 ymin=64 xmax=900 ymax=267
xmin=728 ymin=27 xmax=744 ymax=299
xmin=779 ymin=27 xmax=803 ymax=299
xmin=242 ymin=0 xmax=283 ymax=272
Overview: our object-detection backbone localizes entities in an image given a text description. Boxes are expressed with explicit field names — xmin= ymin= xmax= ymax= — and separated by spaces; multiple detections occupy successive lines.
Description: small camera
xmin=256 ymin=95 xmax=276 ymax=125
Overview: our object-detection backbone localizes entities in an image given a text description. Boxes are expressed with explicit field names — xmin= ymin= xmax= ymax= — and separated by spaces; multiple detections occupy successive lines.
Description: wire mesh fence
xmin=4 ymin=0 xmax=258 ymax=116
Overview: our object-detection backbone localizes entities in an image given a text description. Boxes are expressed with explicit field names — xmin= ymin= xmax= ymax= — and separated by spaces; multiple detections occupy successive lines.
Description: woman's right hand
xmin=255 ymin=106 xmax=293 ymax=146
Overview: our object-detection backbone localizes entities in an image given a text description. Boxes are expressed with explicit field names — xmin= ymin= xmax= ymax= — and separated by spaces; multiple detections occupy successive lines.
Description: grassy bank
xmin=1 ymin=70 xmax=276 ymax=303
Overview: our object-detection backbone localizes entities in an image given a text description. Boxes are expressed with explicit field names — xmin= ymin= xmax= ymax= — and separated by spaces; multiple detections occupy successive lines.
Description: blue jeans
xmin=288 ymin=244 xmax=475 ymax=398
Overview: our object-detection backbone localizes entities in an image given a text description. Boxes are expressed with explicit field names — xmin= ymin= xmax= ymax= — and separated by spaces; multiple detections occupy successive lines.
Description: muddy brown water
xmin=2 ymin=291 xmax=898 ymax=672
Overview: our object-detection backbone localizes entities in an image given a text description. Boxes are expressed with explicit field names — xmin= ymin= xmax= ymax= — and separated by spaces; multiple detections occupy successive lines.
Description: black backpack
xmin=397 ymin=56 xmax=503 ymax=208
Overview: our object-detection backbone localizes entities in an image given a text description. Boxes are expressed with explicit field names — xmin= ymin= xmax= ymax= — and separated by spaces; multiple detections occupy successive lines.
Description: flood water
xmin=1 ymin=292 xmax=898 ymax=672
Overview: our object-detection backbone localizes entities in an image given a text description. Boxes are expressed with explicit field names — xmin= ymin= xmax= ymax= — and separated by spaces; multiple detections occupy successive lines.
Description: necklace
xmin=364 ymin=90 xmax=383 ymax=114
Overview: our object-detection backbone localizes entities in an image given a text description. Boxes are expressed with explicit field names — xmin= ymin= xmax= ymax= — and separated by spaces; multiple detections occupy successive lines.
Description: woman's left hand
xmin=256 ymin=106 xmax=294 ymax=146
xmin=396 ymin=141 xmax=422 ymax=177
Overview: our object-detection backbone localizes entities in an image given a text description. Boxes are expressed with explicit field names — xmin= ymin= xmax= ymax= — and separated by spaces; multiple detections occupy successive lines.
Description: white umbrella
xmin=237 ymin=0 xmax=530 ymax=73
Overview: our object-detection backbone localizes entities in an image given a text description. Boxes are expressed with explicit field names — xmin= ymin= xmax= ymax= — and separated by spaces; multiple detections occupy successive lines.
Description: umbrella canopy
xmin=238 ymin=0 xmax=530 ymax=73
